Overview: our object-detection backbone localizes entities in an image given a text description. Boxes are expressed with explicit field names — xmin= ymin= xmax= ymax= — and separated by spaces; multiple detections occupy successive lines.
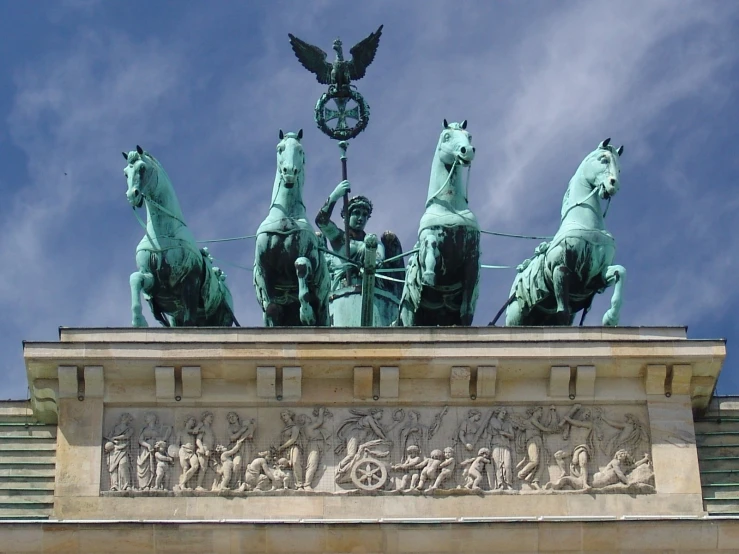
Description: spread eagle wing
xmin=348 ymin=25 xmax=383 ymax=81
xmin=288 ymin=33 xmax=332 ymax=84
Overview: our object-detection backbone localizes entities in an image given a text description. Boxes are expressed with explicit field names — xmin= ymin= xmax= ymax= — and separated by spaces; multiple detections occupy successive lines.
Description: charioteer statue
xmin=315 ymin=180 xmax=404 ymax=326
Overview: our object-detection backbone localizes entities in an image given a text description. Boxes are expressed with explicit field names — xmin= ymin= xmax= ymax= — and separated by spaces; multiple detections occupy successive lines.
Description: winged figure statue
xmin=288 ymin=25 xmax=383 ymax=91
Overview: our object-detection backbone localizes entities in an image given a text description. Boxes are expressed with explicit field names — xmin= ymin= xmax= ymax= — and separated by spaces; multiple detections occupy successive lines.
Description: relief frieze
xmin=101 ymin=403 xmax=655 ymax=497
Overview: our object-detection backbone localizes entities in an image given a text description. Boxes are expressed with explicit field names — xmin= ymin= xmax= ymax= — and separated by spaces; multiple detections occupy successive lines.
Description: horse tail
xmin=488 ymin=294 xmax=516 ymax=326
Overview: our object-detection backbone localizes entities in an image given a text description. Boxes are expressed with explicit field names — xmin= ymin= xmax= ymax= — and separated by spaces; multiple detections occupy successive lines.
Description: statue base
xmin=23 ymin=326 xmax=724 ymax=524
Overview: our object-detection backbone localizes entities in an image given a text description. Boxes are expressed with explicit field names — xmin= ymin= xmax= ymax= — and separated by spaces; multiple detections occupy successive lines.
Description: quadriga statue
xmin=253 ymin=130 xmax=330 ymax=326
xmin=497 ymin=139 xmax=626 ymax=326
xmin=397 ymin=120 xmax=480 ymax=326
xmin=124 ymin=146 xmax=237 ymax=327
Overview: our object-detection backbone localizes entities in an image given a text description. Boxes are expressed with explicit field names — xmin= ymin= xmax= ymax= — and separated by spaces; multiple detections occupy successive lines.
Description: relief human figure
xmin=104 ymin=413 xmax=134 ymax=491
xmin=176 ymin=415 xmax=200 ymax=490
xmin=392 ymin=444 xmax=423 ymax=491
xmin=299 ymin=407 xmax=332 ymax=491
xmin=212 ymin=437 xmax=246 ymax=491
xmin=154 ymin=441 xmax=174 ymax=490
xmin=271 ymin=458 xmax=293 ymax=490
xmin=592 ymin=450 xmax=651 ymax=489
xmin=486 ymin=407 xmax=514 ymax=490
xmin=195 ymin=411 xmax=217 ymax=491
xmin=460 ymin=447 xmax=492 ymax=490
xmin=546 ymin=449 xmax=590 ymax=491
xmin=559 ymin=405 xmax=603 ymax=489
xmin=226 ymin=412 xmax=256 ymax=488
xmin=514 ymin=406 xmax=557 ymax=490
xmin=240 ymin=451 xmax=277 ymax=492
xmin=414 ymin=449 xmax=444 ymax=491
xmin=455 ymin=409 xmax=484 ymax=454
xmin=601 ymin=413 xmax=649 ymax=458
xmin=429 ymin=446 xmax=456 ymax=491
xmin=278 ymin=410 xmax=304 ymax=489
xmin=335 ymin=408 xmax=388 ymax=480
xmin=136 ymin=412 xmax=170 ymax=490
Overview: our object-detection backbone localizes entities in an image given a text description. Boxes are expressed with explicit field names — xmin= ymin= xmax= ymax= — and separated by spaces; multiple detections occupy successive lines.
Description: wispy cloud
xmin=2 ymin=1 xmax=739 ymax=398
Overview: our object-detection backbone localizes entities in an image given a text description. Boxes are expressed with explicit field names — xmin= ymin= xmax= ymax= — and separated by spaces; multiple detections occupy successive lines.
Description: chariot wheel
xmin=350 ymin=457 xmax=387 ymax=491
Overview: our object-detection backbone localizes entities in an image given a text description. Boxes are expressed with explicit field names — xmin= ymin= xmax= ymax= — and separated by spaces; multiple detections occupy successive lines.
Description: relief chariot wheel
xmin=350 ymin=456 xmax=388 ymax=491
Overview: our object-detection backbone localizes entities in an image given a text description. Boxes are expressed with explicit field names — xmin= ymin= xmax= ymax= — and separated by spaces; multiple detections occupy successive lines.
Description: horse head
xmin=583 ymin=138 xmax=624 ymax=200
xmin=438 ymin=119 xmax=475 ymax=167
xmin=276 ymin=129 xmax=305 ymax=190
xmin=122 ymin=145 xmax=158 ymax=208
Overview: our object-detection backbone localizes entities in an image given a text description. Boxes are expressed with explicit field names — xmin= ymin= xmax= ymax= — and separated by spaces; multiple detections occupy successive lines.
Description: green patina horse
xmin=124 ymin=146 xmax=237 ymax=327
xmin=398 ymin=120 xmax=480 ymax=326
xmin=501 ymin=139 xmax=626 ymax=326
xmin=253 ymin=131 xmax=330 ymax=326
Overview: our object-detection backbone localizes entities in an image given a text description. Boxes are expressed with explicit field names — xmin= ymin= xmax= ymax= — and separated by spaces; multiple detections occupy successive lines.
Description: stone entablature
xmin=22 ymin=327 xmax=725 ymax=520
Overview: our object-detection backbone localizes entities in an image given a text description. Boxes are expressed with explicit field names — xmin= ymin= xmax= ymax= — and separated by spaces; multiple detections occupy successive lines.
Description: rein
xmin=560 ymin=182 xmax=610 ymax=222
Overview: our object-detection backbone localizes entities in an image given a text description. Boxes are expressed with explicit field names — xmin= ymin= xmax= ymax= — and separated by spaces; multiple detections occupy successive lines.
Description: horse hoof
xmin=294 ymin=258 xmax=310 ymax=279
xmin=132 ymin=315 xmax=148 ymax=327
xmin=422 ymin=271 xmax=436 ymax=286
xmin=602 ymin=310 xmax=619 ymax=326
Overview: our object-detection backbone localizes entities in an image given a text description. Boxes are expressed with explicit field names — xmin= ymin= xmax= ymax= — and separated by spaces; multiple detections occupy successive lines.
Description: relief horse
xmin=253 ymin=130 xmax=330 ymax=326
xmin=124 ymin=146 xmax=237 ymax=327
xmin=500 ymin=139 xmax=626 ymax=326
xmin=398 ymin=120 xmax=480 ymax=326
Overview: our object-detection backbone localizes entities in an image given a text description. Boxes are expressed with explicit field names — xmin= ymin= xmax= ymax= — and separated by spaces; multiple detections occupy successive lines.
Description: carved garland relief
xmin=101 ymin=404 xmax=654 ymax=496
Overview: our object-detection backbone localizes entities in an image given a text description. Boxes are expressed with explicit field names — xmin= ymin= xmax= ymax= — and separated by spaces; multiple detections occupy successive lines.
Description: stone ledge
xmin=0 ymin=518 xmax=737 ymax=553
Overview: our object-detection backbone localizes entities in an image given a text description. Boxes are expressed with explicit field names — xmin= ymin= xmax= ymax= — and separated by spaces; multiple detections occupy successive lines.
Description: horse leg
xmin=130 ymin=271 xmax=154 ymax=327
xmin=602 ymin=264 xmax=626 ymax=326
xmin=295 ymin=257 xmax=316 ymax=326
xmin=419 ymin=230 xmax=439 ymax=286
xmin=552 ymin=266 xmax=571 ymax=325
xmin=504 ymin=297 xmax=523 ymax=326
xmin=459 ymin=234 xmax=480 ymax=326
xmin=254 ymin=235 xmax=279 ymax=326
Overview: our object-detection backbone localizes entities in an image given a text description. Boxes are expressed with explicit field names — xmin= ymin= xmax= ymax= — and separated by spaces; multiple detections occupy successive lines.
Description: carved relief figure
xmin=240 ymin=451 xmax=276 ymax=492
xmin=430 ymin=446 xmax=456 ymax=491
xmin=195 ymin=411 xmax=217 ymax=491
xmin=455 ymin=409 xmax=484 ymax=454
xmin=176 ymin=415 xmax=200 ymax=490
xmin=104 ymin=413 xmax=134 ymax=491
xmin=271 ymin=458 xmax=293 ymax=490
xmin=226 ymin=411 xmax=256 ymax=488
xmin=592 ymin=450 xmax=652 ymax=489
xmin=601 ymin=413 xmax=649 ymax=458
xmin=514 ymin=406 xmax=557 ymax=490
xmin=212 ymin=438 xmax=246 ymax=491
xmin=392 ymin=445 xmax=422 ymax=491
xmin=154 ymin=441 xmax=174 ymax=490
xmin=558 ymin=405 xmax=603 ymax=489
xmin=460 ymin=447 xmax=491 ymax=490
xmin=487 ymin=407 xmax=514 ymax=490
xmin=278 ymin=410 xmax=304 ymax=489
xmin=299 ymin=407 xmax=332 ymax=491
xmin=415 ymin=449 xmax=444 ymax=491
xmin=136 ymin=412 xmax=170 ymax=490
xmin=335 ymin=409 xmax=388 ymax=480
xmin=546 ymin=449 xmax=590 ymax=491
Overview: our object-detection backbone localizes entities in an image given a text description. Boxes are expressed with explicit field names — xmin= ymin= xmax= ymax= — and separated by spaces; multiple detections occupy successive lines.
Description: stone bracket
xmin=379 ymin=366 xmax=399 ymax=398
xmin=549 ymin=365 xmax=595 ymax=399
xmin=645 ymin=364 xmax=693 ymax=398
xmin=155 ymin=367 xmax=175 ymax=400
xmin=58 ymin=365 xmax=104 ymax=400
xmin=257 ymin=367 xmax=276 ymax=399
xmin=354 ymin=366 xmax=374 ymax=400
xmin=450 ymin=366 xmax=471 ymax=398
xmin=549 ymin=366 xmax=571 ymax=398
xmin=282 ymin=367 xmax=302 ymax=400
xmin=181 ymin=366 xmax=202 ymax=398
xmin=476 ymin=366 xmax=497 ymax=399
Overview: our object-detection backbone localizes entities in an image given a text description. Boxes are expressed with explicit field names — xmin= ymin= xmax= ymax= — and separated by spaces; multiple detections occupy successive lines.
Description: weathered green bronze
xmin=496 ymin=139 xmax=626 ymax=326
xmin=124 ymin=146 xmax=237 ymax=327
xmin=397 ymin=120 xmax=480 ymax=326
xmin=288 ymin=26 xmax=382 ymax=141
xmin=253 ymin=131 xmax=331 ymax=326
xmin=315 ymin=180 xmax=404 ymax=326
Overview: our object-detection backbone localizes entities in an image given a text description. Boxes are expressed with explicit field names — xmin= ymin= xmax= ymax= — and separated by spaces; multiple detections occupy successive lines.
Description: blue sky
xmin=1 ymin=0 xmax=738 ymax=399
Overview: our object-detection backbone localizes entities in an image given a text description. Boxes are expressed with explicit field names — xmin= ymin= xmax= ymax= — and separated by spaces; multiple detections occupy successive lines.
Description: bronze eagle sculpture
xmin=288 ymin=25 xmax=383 ymax=90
